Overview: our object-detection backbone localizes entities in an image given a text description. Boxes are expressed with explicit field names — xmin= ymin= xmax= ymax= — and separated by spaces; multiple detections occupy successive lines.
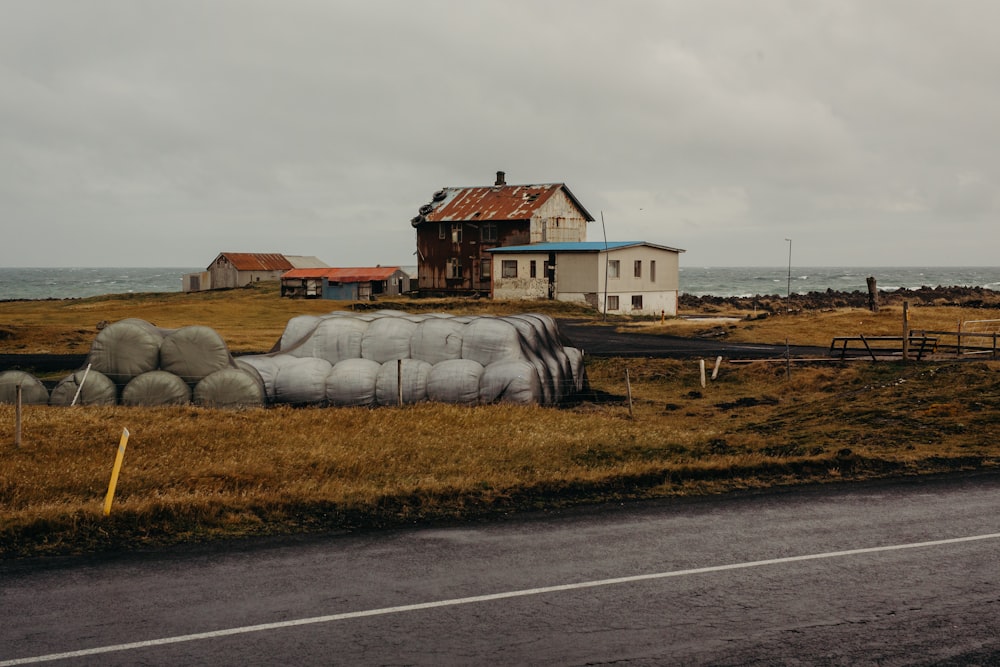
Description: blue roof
xmin=488 ymin=241 xmax=684 ymax=253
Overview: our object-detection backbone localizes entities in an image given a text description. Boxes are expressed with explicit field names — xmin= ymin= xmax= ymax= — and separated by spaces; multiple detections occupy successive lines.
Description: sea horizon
xmin=0 ymin=265 xmax=998 ymax=301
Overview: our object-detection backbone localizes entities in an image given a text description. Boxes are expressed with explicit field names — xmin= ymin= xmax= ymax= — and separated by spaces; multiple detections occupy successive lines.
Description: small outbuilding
xmin=280 ymin=267 xmax=410 ymax=300
xmin=488 ymin=241 xmax=685 ymax=316
xmin=183 ymin=253 xmax=328 ymax=292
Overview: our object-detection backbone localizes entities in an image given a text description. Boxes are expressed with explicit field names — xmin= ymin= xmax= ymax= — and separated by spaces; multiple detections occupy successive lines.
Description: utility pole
xmin=785 ymin=238 xmax=792 ymax=298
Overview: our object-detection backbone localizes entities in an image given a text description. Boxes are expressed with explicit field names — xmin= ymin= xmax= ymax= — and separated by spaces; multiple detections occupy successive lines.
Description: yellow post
xmin=103 ymin=428 xmax=131 ymax=516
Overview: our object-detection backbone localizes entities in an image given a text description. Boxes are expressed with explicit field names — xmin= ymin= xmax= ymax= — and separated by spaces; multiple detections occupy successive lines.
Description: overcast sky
xmin=3 ymin=1 xmax=998 ymax=268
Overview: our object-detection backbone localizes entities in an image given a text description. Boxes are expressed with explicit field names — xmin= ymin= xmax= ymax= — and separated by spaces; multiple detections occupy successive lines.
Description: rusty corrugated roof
xmin=218 ymin=253 xmax=294 ymax=271
xmin=422 ymin=184 xmax=595 ymax=223
xmin=282 ymin=267 xmax=401 ymax=282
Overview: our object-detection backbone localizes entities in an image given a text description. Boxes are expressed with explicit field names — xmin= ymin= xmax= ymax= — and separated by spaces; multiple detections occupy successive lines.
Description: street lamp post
xmin=785 ymin=238 xmax=792 ymax=299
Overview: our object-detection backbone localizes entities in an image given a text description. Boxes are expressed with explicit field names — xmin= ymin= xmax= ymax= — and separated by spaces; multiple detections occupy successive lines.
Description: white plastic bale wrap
xmin=273 ymin=356 xmax=333 ymax=405
xmin=121 ymin=370 xmax=191 ymax=406
xmin=499 ymin=316 xmax=555 ymax=403
xmin=86 ymin=318 xmax=163 ymax=385
xmin=0 ymin=370 xmax=49 ymax=405
xmin=460 ymin=318 xmax=523 ymax=366
xmin=235 ymin=355 xmax=282 ymax=403
xmin=279 ymin=315 xmax=324 ymax=351
xmin=325 ymin=358 xmax=381 ymax=406
xmin=159 ymin=325 xmax=233 ymax=384
xmin=49 ymin=369 xmax=117 ymax=406
xmin=287 ymin=316 xmax=368 ymax=365
xmin=375 ymin=359 xmax=431 ymax=405
xmin=410 ymin=318 xmax=464 ymax=364
xmin=479 ymin=359 xmax=543 ymax=404
xmin=194 ymin=368 xmax=265 ymax=408
xmin=361 ymin=317 xmax=416 ymax=363
xmin=563 ymin=347 xmax=588 ymax=393
xmin=426 ymin=359 xmax=484 ymax=406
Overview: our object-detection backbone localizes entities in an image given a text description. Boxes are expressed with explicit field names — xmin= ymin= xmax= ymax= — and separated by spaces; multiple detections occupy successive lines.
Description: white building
xmin=488 ymin=241 xmax=685 ymax=316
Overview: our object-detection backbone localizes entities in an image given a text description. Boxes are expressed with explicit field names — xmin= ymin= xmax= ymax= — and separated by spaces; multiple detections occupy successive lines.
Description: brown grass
xmin=3 ymin=286 xmax=1000 ymax=558
xmin=619 ymin=303 xmax=999 ymax=348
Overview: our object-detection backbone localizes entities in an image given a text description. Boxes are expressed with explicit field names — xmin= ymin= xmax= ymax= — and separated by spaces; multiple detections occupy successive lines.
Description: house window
xmin=481 ymin=223 xmax=497 ymax=243
xmin=634 ymin=260 xmax=642 ymax=278
xmin=607 ymin=295 xmax=620 ymax=311
xmin=451 ymin=223 xmax=462 ymax=244
xmin=530 ymin=260 xmax=537 ymax=278
xmin=480 ymin=258 xmax=491 ymax=280
xmin=502 ymin=259 xmax=518 ymax=278
xmin=608 ymin=259 xmax=620 ymax=279
xmin=448 ymin=258 xmax=462 ymax=279
xmin=632 ymin=295 xmax=643 ymax=310
xmin=438 ymin=223 xmax=446 ymax=240
xmin=650 ymin=260 xmax=656 ymax=282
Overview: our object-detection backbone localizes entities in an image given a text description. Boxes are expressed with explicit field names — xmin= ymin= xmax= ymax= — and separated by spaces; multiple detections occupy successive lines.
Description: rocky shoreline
xmin=681 ymin=285 xmax=1000 ymax=313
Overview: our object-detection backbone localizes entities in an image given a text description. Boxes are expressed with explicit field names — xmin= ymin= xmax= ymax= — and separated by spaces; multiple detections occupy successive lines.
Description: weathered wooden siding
xmin=529 ymin=191 xmax=589 ymax=244
xmin=417 ymin=220 xmax=530 ymax=294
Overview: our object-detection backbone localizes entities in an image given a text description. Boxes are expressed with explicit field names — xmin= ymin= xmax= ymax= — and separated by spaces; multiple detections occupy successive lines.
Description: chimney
xmin=495 ymin=170 xmax=506 ymax=186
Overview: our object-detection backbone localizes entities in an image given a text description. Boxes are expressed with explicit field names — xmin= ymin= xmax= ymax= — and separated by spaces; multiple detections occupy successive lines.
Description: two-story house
xmin=411 ymin=171 xmax=594 ymax=296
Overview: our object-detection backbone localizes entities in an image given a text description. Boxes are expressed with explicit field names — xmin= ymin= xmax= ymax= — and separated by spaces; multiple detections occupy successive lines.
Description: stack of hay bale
xmin=239 ymin=310 xmax=586 ymax=407
xmin=0 ymin=311 xmax=587 ymax=408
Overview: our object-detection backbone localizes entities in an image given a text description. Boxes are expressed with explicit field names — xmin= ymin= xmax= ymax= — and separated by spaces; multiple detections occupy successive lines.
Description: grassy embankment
xmin=2 ymin=282 xmax=999 ymax=558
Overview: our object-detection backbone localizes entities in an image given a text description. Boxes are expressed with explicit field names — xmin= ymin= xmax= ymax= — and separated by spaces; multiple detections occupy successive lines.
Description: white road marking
xmin=4 ymin=531 xmax=1000 ymax=665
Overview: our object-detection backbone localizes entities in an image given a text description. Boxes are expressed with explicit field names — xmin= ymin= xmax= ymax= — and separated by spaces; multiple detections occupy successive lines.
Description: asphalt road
xmin=3 ymin=472 xmax=999 ymax=665
xmin=555 ymin=319 xmax=832 ymax=360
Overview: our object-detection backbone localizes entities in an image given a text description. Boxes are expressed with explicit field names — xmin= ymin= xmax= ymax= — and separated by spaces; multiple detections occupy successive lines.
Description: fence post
xmin=625 ymin=368 xmax=634 ymax=419
xmin=14 ymin=383 xmax=22 ymax=449
xmin=699 ymin=359 xmax=706 ymax=388
xmin=957 ymin=319 xmax=962 ymax=357
xmin=397 ymin=359 xmax=403 ymax=406
xmin=901 ymin=302 xmax=909 ymax=361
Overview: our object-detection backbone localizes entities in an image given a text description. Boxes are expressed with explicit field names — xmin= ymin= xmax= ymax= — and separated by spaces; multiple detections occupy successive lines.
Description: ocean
xmin=0 ymin=266 xmax=998 ymax=301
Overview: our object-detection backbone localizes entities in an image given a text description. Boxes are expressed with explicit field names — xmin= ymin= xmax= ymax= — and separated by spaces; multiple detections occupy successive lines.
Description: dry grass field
xmin=2 ymin=283 xmax=999 ymax=558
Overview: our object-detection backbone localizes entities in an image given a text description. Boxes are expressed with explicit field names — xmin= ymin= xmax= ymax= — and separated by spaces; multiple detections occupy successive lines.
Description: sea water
xmin=0 ymin=266 xmax=998 ymax=301
xmin=0 ymin=267 xmax=199 ymax=300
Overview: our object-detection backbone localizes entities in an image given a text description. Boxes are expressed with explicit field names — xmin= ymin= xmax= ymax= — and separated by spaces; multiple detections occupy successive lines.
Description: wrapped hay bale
xmin=479 ymin=359 xmax=543 ymax=405
xmin=410 ymin=318 xmax=464 ymax=364
xmin=278 ymin=314 xmax=324 ymax=351
xmin=49 ymin=368 xmax=117 ymax=406
xmin=121 ymin=370 xmax=191 ymax=406
xmin=426 ymin=359 xmax=483 ymax=406
xmin=374 ymin=358 xmax=431 ymax=406
xmin=194 ymin=368 xmax=265 ymax=409
xmin=563 ymin=347 xmax=588 ymax=393
xmin=288 ymin=316 xmax=368 ymax=364
xmin=159 ymin=325 xmax=233 ymax=385
xmin=325 ymin=358 xmax=381 ymax=406
xmin=86 ymin=318 xmax=163 ymax=385
xmin=272 ymin=356 xmax=332 ymax=404
xmin=0 ymin=370 xmax=49 ymax=405
xmin=235 ymin=355 xmax=282 ymax=403
xmin=361 ymin=317 xmax=416 ymax=363
xmin=461 ymin=318 xmax=523 ymax=366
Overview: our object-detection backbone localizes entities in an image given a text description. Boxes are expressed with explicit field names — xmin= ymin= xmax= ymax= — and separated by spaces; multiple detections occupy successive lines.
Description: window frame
xmin=608 ymin=259 xmax=620 ymax=279
xmin=481 ymin=223 xmax=498 ymax=243
xmin=501 ymin=259 xmax=518 ymax=279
